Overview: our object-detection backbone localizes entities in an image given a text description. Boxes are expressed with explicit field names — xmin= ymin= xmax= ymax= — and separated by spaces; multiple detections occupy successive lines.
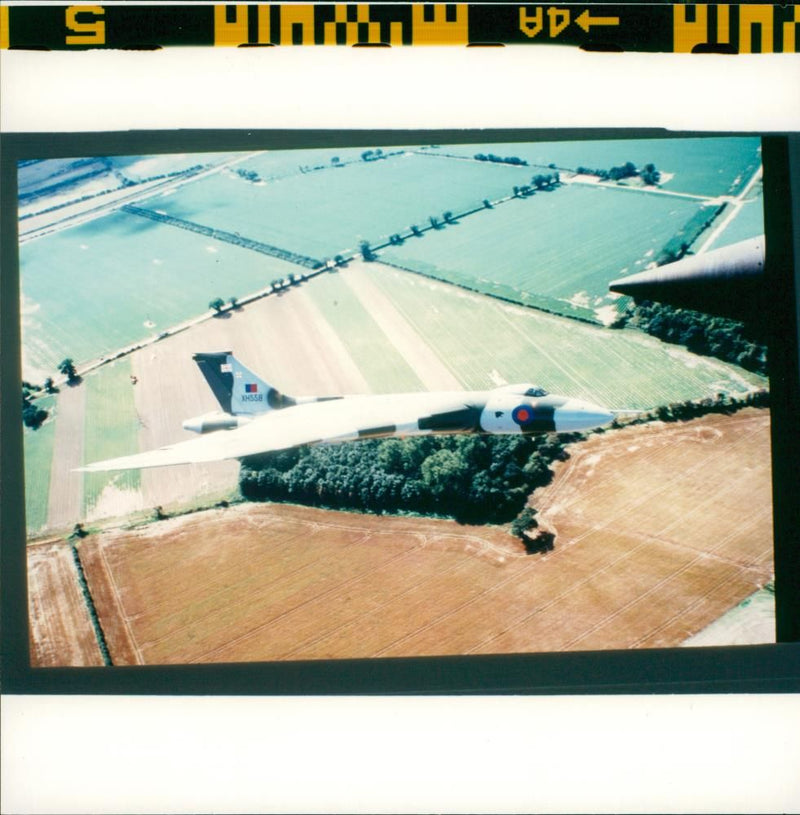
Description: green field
xmin=423 ymin=137 xmax=762 ymax=197
xmin=20 ymin=137 xmax=765 ymax=386
xmin=304 ymin=273 xmax=425 ymax=393
xmin=379 ymin=184 xmax=700 ymax=320
xmin=82 ymin=358 xmax=141 ymax=515
xmin=20 ymin=209 xmax=303 ymax=378
xmin=23 ymin=396 xmax=56 ymax=533
xmin=139 ymin=152 xmax=527 ymax=259
xmin=364 ymin=265 xmax=766 ymax=410
xmin=704 ymin=191 xmax=765 ymax=251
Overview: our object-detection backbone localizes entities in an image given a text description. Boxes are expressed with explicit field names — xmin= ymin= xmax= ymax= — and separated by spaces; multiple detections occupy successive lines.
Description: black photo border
xmin=2 ymin=127 xmax=799 ymax=695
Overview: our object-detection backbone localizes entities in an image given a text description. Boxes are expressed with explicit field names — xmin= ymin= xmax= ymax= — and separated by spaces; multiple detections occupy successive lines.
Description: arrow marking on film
xmin=575 ymin=10 xmax=620 ymax=33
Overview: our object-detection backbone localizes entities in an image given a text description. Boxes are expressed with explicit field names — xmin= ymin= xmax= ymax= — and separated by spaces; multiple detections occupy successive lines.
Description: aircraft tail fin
xmin=193 ymin=352 xmax=295 ymax=416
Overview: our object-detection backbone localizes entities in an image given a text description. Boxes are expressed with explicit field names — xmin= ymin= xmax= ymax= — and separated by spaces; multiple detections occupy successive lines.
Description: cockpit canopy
xmin=492 ymin=383 xmax=549 ymax=398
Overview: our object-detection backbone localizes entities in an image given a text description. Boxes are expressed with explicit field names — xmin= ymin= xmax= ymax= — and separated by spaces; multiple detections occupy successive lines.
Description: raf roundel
xmin=512 ymin=405 xmax=533 ymax=426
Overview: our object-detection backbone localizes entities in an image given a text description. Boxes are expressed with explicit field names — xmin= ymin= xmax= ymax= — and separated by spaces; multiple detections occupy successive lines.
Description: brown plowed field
xmin=27 ymin=542 xmax=103 ymax=667
xmin=52 ymin=409 xmax=768 ymax=666
xmin=30 ymin=409 xmax=773 ymax=666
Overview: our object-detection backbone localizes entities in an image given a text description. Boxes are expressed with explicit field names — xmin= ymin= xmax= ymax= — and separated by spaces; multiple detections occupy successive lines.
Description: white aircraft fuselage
xmin=79 ymin=353 xmax=614 ymax=472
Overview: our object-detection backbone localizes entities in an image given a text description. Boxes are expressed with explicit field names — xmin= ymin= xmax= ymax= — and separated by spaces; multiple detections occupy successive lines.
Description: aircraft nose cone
xmin=554 ymin=399 xmax=614 ymax=432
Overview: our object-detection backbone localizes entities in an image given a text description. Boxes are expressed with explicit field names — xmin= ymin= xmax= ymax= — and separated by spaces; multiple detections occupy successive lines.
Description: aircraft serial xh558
xmin=79 ymin=352 xmax=615 ymax=472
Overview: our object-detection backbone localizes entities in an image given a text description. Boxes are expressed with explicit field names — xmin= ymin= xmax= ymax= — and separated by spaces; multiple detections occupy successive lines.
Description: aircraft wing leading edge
xmin=78 ymin=392 xmax=479 ymax=472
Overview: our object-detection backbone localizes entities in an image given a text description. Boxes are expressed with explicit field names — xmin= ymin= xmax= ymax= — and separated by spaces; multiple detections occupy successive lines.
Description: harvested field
xmin=50 ymin=410 xmax=771 ymax=667
xmin=46 ymin=382 xmax=86 ymax=530
xmin=27 ymin=541 xmax=103 ymax=667
xmin=521 ymin=408 xmax=773 ymax=651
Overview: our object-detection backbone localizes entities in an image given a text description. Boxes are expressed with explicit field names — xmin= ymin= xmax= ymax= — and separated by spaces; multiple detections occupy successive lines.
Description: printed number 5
xmin=66 ymin=6 xmax=105 ymax=45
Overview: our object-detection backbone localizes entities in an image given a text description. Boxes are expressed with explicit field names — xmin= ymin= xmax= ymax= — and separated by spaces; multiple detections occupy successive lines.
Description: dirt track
xmin=341 ymin=261 xmax=463 ymax=390
xmin=46 ymin=384 xmax=85 ymax=530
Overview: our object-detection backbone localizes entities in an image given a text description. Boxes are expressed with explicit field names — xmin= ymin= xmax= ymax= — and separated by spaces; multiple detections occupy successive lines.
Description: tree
xmin=420 ymin=448 xmax=470 ymax=499
xmin=22 ymin=402 xmax=48 ymax=429
xmin=44 ymin=377 xmax=57 ymax=394
xmin=209 ymin=297 xmax=225 ymax=314
xmin=58 ymin=358 xmax=78 ymax=383
xmin=641 ymin=163 xmax=661 ymax=185
xmin=229 ymin=296 xmax=239 ymax=309
xmin=360 ymin=240 xmax=376 ymax=261
xmin=511 ymin=506 xmax=538 ymax=538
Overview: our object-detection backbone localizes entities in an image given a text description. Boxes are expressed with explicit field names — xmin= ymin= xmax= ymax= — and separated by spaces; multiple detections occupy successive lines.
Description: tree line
xmin=474 ymin=153 xmax=528 ymax=166
xmin=576 ymin=161 xmax=660 ymax=185
xmin=239 ymin=389 xmax=768 ymax=548
xmin=239 ymin=431 xmax=583 ymax=525
xmin=622 ymin=301 xmax=767 ymax=375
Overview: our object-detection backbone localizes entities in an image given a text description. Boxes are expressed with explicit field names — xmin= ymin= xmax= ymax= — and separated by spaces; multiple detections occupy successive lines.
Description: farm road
xmin=47 ymin=383 xmax=86 ymax=530
xmin=341 ymin=261 xmax=463 ymax=391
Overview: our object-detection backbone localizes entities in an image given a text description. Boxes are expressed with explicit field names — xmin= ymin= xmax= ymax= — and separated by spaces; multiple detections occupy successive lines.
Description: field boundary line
xmin=94 ymin=541 xmax=145 ymax=664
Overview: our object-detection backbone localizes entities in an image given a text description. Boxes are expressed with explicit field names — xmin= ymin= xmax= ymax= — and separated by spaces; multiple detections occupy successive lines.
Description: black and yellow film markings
xmin=0 ymin=4 xmax=797 ymax=52
xmin=519 ymin=7 xmax=619 ymax=40
xmin=0 ymin=5 xmax=9 ymax=50
xmin=213 ymin=4 xmax=467 ymax=47
xmin=65 ymin=5 xmax=105 ymax=45
xmin=674 ymin=4 xmax=800 ymax=54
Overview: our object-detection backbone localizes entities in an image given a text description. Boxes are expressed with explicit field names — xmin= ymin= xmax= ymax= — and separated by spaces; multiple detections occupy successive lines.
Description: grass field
xmin=139 ymin=152 xmax=529 ymax=259
xmin=423 ymin=137 xmax=762 ymax=197
xmin=379 ymin=184 xmax=701 ymax=319
xmin=365 ymin=265 xmax=765 ymax=409
xmin=20 ymin=138 xmax=763 ymax=382
xmin=82 ymin=358 xmax=141 ymax=516
xmin=20 ymin=208 xmax=303 ymax=379
xmin=53 ymin=407 xmax=771 ymax=666
xmin=303 ymin=272 xmax=425 ymax=393
xmin=704 ymin=190 xmax=765 ymax=251
xmin=23 ymin=397 xmax=56 ymax=533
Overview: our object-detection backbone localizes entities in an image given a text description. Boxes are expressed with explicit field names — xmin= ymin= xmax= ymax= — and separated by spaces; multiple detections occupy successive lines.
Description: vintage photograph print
xmin=19 ymin=134 xmax=774 ymax=668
